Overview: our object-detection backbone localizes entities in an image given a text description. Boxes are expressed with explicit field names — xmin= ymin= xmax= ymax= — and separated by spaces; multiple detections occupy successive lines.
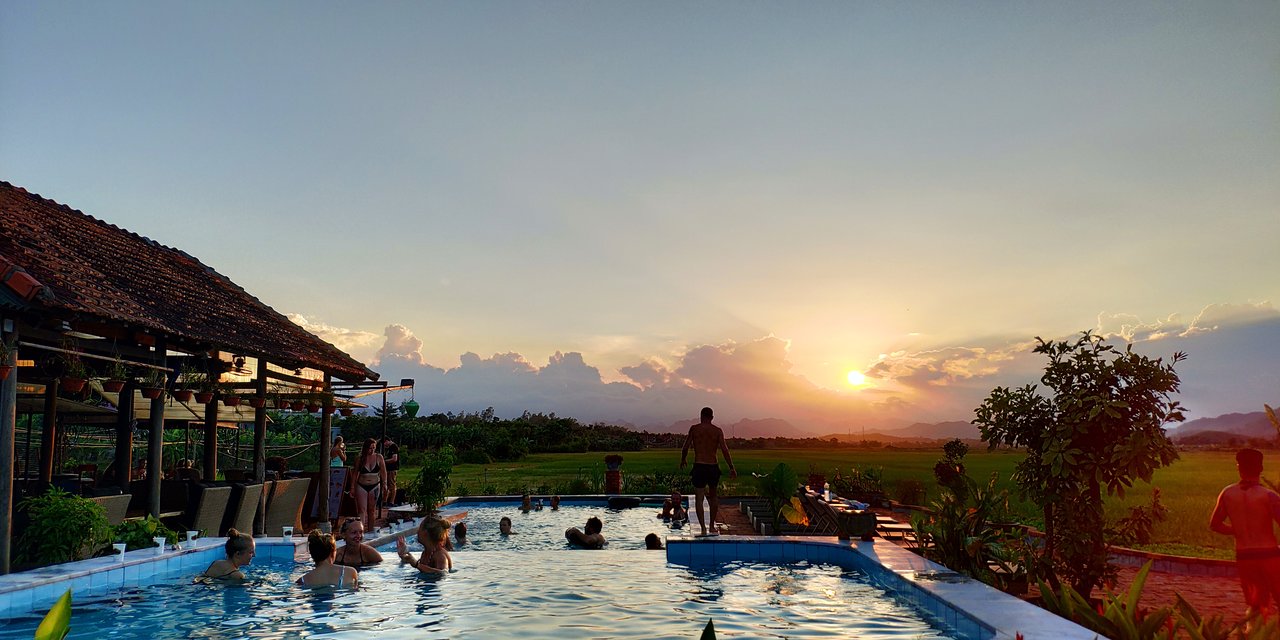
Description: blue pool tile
xmin=735 ymin=542 xmax=759 ymax=562
xmin=758 ymin=542 xmax=783 ymax=562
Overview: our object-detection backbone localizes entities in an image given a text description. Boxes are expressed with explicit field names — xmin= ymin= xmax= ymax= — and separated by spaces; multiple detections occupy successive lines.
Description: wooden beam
xmin=0 ymin=321 xmax=18 ymax=574
xmin=39 ymin=383 xmax=56 ymax=484
xmin=253 ymin=357 xmax=268 ymax=537
xmin=317 ymin=372 xmax=333 ymax=532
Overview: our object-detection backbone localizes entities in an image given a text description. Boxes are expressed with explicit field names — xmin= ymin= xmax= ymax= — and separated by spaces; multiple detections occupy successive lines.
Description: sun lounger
xmin=89 ymin=494 xmax=132 ymax=527
xmin=264 ymin=478 xmax=311 ymax=535
xmin=220 ymin=483 xmax=264 ymax=536
xmin=176 ymin=485 xmax=232 ymax=537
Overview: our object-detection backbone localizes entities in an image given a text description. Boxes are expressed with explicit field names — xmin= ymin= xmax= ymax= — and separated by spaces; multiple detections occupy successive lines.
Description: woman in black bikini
xmin=354 ymin=438 xmax=387 ymax=531
xmin=334 ymin=518 xmax=383 ymax=568
xmin=202 ymin=528 xmax=255 ymax=580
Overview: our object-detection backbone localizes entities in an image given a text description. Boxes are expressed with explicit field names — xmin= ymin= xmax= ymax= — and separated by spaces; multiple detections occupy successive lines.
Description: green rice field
xmin=406 ymin=448 xmax=1279 ymax=559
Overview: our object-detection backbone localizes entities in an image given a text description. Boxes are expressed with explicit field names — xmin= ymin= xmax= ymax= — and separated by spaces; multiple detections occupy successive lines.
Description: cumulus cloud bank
xmin=293 ymin=302 xmax=1280 ymax=431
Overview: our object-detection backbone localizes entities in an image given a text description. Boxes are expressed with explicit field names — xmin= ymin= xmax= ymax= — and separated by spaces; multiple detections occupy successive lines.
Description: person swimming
xmin=499 ymin=516 xmax=515 ymax=536
xmin=645 ymin=533 xmax=664 ymax=550
xmin=398 ymin=520 xmax=451 ymax=574
xmin=334 ymin=518 xmax=383 ymax=568
xmin=202 ymin=528 xmax=254 ymax=580
xmin=453 ymin=521 xmax=469 ymax=547
xmin=565 ymin=516 xmax=605 ymax=549
xmin=298 ymin=530 xmax=358 ymax=589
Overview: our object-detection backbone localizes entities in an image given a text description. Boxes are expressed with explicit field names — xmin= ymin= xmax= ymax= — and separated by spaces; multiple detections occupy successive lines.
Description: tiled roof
xmin=0 ymin=181 xmax=376 ymax=382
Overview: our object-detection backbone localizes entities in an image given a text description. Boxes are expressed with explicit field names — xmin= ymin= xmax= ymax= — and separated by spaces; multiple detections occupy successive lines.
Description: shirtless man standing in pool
xmin=680 ymin=407 xmax=736 ymax=537
xmin=1210 ymin=448 xmax=1280 ymax=618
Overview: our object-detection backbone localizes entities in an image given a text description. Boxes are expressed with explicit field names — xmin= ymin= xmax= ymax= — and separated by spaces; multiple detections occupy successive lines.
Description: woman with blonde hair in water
xmin=202 ymin=528 xmax=255 ymax=580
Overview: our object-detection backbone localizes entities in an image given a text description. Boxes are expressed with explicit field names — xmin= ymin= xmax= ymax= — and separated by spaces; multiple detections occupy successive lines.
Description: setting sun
xmin=846 ymin=370 xmax=867 ymax=386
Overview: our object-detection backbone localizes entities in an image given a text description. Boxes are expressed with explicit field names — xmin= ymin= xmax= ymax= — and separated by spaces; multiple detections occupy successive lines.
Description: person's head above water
xmin=701 ymin=407 xmax=713 ymax=422
xmin=499 ymin=516 xmax=513 ymax=534
xmin=340 ymin=518 xmax=364 ymax=545
xmin=454 ymin=521 xmax=468 ymax=538
xmin=308 ymin=530 xmax=337 ymax=563
xmin=224 ymin=528 xmax=255 ymax=564
xmin=1237 ymin=448 xmax=1264 ymax=478
xmin=645 ymin=533 xmax=663 ymax=550
xmin=585 ymin=516 xmax=603 ymax=535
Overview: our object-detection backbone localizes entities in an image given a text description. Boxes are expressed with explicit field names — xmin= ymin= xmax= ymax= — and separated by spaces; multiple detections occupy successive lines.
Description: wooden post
xmin=0 ymin=323 xmax=17 ymax=574
xmin=147 ymin=346 xmax=168 ymax=518
xmin=113 ymin=380 xmax=134 ymax=488
xmin=202 ymin=391 xmax=218 ymax=481
xmin=252 ymin=358 xmax=267 ymax=536
xmin=39 ymin=379 xmax=57 ymax=484
xmin=317 ymin=373 xmax=333 ymax=532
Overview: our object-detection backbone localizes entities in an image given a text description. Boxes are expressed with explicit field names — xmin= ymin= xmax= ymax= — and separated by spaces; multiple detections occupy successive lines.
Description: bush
xmin=114 ymin=516 xmax=180 ymax=551
xmin=406 ymin=445 xmax=455 ymax=514
xmin=894 ymin=479 xmax=927 ymax=506
xmin=17 ymin=488 xmax=112 ymax=566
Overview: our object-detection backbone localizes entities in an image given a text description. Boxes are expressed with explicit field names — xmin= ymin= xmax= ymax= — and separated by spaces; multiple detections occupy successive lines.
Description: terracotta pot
xmin=194 ymin=391 xmax=214 ymax=404
xmin=102 ymin=379 xmax=127 ymax=393
xmin=339 ymin=408 xmax=354 ymax=417
xmin=173 ymin=389 xmax=194 ymax=402
xmin=248 ymin=397 xmax=267 ymax=409
xmin=60 ymin=377 xmax=88 ymax=393
xmin=306 ymin=403 xmax=321 ymax=413
xmin=223 ymin=395 xmax=242 ymax=407
xmin=0 ymin=365 xmax=11 ymax=381
xmin=290 ymin=400 xmax=305 ymax=411
xmin=140 ymin=387 xmax=164 ymax=400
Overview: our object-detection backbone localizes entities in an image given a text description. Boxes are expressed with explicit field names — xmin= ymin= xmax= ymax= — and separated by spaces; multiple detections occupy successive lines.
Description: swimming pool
xmin=0 ymin=499 xmax=1100 ymax=638
xmin=0 ymin=502 xmax=967 ymax=639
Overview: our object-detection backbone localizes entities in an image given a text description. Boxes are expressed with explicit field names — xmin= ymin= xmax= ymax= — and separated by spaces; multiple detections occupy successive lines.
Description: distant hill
xmin=644 ymin=417 xmax=808 ymax=439
xmin=817 ymin=431 xmax=947 ymax=444
xmin=879 ymin=420 xmax=980 ymax=440
xmin=1171 ymin=411 xmax=1277 ymax=441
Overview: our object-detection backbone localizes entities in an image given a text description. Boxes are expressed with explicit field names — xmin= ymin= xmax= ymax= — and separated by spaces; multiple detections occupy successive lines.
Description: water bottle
xmin=823 ymin=482 xmax=831 ymax=502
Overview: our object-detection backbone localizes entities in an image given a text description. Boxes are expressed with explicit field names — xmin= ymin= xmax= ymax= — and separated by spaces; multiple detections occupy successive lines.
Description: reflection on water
xmin=0 ymin=505 xmax=960 ymax=639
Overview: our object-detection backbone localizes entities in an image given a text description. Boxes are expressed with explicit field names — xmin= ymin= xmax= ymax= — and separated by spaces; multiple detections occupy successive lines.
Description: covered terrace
xmin=0 ymin=181 xmax=381 ymax=573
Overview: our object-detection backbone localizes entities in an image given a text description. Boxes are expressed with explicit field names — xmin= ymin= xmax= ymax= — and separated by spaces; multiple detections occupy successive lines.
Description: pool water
xmin=0 ymin=503 xmax=962 ymax=639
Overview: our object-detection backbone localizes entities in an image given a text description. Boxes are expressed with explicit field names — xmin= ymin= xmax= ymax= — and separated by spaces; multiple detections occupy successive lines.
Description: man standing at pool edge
xmin=681 ymin=407 xmax=736 ymax=537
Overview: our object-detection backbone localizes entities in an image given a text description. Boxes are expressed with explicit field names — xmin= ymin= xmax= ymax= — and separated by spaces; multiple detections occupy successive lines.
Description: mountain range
xmin=640 ymin=409 xmax=1279 ymax=444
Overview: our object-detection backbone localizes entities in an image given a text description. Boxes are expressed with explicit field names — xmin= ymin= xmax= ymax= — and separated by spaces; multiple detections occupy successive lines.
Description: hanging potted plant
xmin=306 ymin=390 xmax=322 ymax=413
xmin=173 ymin=364 xmax=203 ymax=403
xmin=102 ymin=356 xmax=129 ymax=393
xmin=339 ymin=406 xmax=354 ymax=417
xmin=139 ymin=368 xmax=167 ymax=399
xmin=220 ymin=381 xmax=242 ymax=407
xmin=0 ymin=338 xmax=14 ymax=381
xmin=57 ymin=347 xmax=91 ymax=394
xmin=193 ymin=369 xmax=216 ymax=404
xmin=290 ymin=397 xmax=306 ymax=411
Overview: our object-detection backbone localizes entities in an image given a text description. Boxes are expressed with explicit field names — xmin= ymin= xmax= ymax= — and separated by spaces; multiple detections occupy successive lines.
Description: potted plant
xmin=173 ymin=364 xmax=203 ymax=402
xmin=248 ymin=395 xmax=267 ymax=409
xmin=139 ymin=368 xmax=167 ymax=399
xmin=339 ymin=407 xmax=354 ymax=417
xmin=290 ymin=398 xmax=306 ymax=412
xmin=16 ymin=487 xmax=112 ymax=566
xmin=0 ymin=337 xmax=13 ymax=381
xmin=57 ymin=350 xmax=91 ymax=394
xmin=220 ymin=381 xmax=242 ymax=407
xmin=305 ymin=390 xmax=322 ymax=413
xmin=193 ymin=369 xmax=216 ymax=404
xmin=406 ymin=445 xmax=456 ymax=515
xmin=102 ymin=356 xmax=130 ymax=393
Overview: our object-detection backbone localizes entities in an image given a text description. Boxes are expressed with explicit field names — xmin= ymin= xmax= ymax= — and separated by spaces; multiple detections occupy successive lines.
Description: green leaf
xmin=699 ymin=618 xmax=716 ymax=640
xmin=34 ymin=589 xmax=71 ymax=640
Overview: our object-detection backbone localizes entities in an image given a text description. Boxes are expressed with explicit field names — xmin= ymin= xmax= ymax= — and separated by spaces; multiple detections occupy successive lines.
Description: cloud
xmin=619 ymin=359 xmax=671 ymax=389
xmin=287 ymin=314 xmax=382 ymax=364
xmin=865 ymin=344 xmax=1027 ymax=388
xmin=1096 ymin=302 xmax=1279 ymax=342
xmin=374 ymin=324 xmax=429 ymax=367
xmin=1181 ymin=302 xmax=1279 ymax=337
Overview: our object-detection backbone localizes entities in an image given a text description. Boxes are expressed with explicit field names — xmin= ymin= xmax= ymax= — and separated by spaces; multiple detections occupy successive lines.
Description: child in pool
xmin=398 ymin=520 xmax=451 ymax=574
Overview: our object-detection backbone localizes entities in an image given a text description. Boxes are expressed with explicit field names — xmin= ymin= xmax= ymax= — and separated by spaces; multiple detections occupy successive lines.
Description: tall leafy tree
xmin=973 ymin=331 xmax=1185 ymax=597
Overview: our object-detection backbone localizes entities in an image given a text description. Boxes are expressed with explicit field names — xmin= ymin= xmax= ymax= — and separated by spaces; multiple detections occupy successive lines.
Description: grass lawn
xmin=400 ymin=448 xmax=1278 ymax=559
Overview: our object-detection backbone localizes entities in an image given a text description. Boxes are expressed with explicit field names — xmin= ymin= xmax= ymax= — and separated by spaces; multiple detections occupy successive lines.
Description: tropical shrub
xmin=406 ymin=445 xmax=455 ymax=513
xmin=913 ymin=472 xmax=1014 ymax=582
xmin=17 ymin=488 xmax=111 ymax=566
xmin=753 ymin=463 xmax=807 ymax=527
xmin=974 ymin=331 xmax=1185 ymax=597
xmin=894 ymin=479 xmax=927 ymax=506
xmin=1037 ymin=561 xmax=1172 ymax=640
xmin=1109 ymin=488 xmax=1168 ymax=547
xmin=114 ymin=516 xmax=180 ymax=551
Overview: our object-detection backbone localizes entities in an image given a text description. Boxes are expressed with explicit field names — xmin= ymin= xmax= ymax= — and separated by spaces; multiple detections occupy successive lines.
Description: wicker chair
xmin=180 ymin=485 xmax=233 ymax=537
xmin=263 ymin=478 xmax=311 ymax=536
xmin=220 ymin=483 xmax=265 ymax=536
xmin=89 ymin=493 xmax=132 ymax=527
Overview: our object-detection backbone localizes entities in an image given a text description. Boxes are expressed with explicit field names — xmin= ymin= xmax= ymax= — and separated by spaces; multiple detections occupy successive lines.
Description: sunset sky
xmin=3 ymin=2 xmax=1277 ymax=432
